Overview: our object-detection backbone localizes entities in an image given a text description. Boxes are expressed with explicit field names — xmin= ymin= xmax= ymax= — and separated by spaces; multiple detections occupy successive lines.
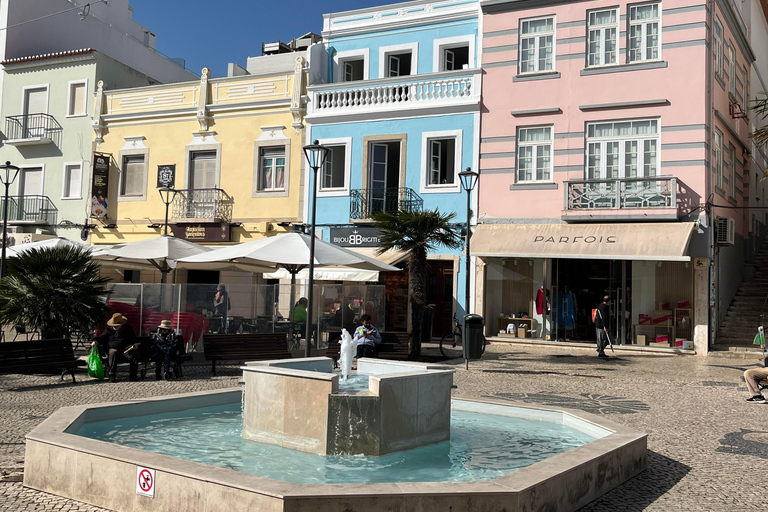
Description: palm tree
xmin=372 ymin=208 xmax=462 ymax=358
xmin=751 ymin=91 xmax=768 ymax=150
xmin=0 ymin=246 xmax=109 ymax=339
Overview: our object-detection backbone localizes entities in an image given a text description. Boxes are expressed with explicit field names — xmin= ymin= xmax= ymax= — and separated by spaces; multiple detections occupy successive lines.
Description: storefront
xmin=474 ymin=223 xmax=700 ymax=350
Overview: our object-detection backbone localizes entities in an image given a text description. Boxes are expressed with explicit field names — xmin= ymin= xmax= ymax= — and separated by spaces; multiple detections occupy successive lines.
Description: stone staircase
xmin=715 ymin=239 xmax=768 ymax=350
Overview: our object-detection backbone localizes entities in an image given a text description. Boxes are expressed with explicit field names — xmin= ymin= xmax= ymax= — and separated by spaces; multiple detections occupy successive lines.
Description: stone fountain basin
xmin=24 ymin=386 xmax=646 ymax=512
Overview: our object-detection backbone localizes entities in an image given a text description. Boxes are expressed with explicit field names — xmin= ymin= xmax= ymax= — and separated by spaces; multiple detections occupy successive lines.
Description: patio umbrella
xmin=6 ymin=237 xmax=93 ymax=256
xmin=177 ymin=232 xmax=400 ymax=339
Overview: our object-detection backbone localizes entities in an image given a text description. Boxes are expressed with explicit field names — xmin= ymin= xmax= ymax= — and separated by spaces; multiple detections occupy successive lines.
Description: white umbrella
xmin=177 ymin=232 xmax=400 ymax=338
xmin=6 ymin=237 xmax=92 ymax=256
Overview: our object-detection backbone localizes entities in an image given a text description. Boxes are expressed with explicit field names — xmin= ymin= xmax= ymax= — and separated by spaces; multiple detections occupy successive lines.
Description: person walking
xmin=594 ymin=295 xmax=611 ymax=358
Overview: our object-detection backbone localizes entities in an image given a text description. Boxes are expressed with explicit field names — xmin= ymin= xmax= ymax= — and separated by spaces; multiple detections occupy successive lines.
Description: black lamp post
xmin=302 ymin=140 xmax=329 ymax=358
xmin=158 ymin=187 xmax=178 ymax=237
xmin=0 ymin=161 xmax=20 ymax=280
xmin=459 ymin=167 xmax=479 ymax=316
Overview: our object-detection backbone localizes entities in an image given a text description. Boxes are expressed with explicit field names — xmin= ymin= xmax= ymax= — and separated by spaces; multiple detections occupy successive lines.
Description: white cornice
xmin=2 ymin=53 xmax=97 ymax=72
xmin=305 ymin=100 xmax=480 ymax=125
xmin=307 ymin=68 xmax=481 ymax=92
xmin=323 ymin=0 xmax=479 ymax=38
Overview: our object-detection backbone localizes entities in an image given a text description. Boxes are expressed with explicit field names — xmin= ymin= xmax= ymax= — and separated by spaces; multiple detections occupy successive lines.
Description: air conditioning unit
xmin=716 ymin=217 xmax=735 ymax=246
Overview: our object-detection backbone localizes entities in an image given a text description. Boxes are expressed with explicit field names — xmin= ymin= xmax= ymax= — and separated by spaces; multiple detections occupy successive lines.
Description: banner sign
xmin=330 ymin=227 xmax=380 ymax=248
xmin=170 ymin=222 xmax=231 ymax=242
xmin=91 ymin=154 xmax=110 ymax=218
xmin=157 ymin=164 xmax=176 ymax=188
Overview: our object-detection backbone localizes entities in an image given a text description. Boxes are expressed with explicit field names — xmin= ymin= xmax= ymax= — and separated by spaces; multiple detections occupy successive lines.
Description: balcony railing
xmin=171 ymin=188 xmax=233 ymax=223
xmin=0 ymin=195 xmax=58 ymax=224
xmin=308 ymin=71 xmax=480 ymax=117
xmin=4 ymin=114 xmax=63 ymax=146
xmin=565 ymin=177 xmax=677 ymax=211
xmin=350 ymin=187 xmax=423 ymax=220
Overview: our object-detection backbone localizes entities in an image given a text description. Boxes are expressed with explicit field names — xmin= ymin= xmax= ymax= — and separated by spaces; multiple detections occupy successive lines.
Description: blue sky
xmin=129 ymin=0 xmax=391 ymax=78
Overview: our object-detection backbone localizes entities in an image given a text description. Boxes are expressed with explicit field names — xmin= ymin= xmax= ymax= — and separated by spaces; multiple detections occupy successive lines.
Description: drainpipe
xmin=706 ymin=0 xmax=716 ymax=348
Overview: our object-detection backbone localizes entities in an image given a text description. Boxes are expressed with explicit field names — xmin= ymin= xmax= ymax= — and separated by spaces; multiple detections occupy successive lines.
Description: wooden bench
xmin=324 ymin=332 xmax=410 ymax=365
xmin=0 ymin=338 xmax=85 ymax=383
xmin=203 ymin=333 xmax=291 ymax=375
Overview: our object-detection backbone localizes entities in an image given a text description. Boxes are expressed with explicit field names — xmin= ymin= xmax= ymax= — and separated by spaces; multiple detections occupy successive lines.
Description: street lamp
xmin=302 ymin=140 xmax=329 ymax=358
xmin=158 ymin=187 xmax=178 ymax=237
xmin=459 ymin=167 xmax=479 ymax=318
xmin=0 ymin=161 xmax=20 ymax=279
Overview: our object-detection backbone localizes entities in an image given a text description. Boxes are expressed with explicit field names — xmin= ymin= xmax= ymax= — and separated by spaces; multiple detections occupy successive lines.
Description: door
xmin=427 ymin=261 xmax=455 ymax=338
xmin=18 ymin=168 xmax=43 ymax=221
xmin=23 ymin=87 xmax=47 ymax=138
xmin=369 ymin=143 xmax=388 ymax=215
xmin=189 ymin=151 xmax=217 ymax=218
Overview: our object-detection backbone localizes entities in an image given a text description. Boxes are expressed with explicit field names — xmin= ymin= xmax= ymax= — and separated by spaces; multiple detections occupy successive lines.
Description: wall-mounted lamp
xmin=104 ymin=223 xmax=117 ymax=229
xmin=230 ymin=222 xmax=244 ymax=228
xmin=277 ymin=221 xmax=292 ymax=228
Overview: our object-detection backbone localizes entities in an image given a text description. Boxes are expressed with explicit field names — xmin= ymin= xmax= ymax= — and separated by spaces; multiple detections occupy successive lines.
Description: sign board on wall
xmin=136 ymin=466 xmax=155 ymax=498
xmin=90 ymin=154 xmax=110 ymax=218
xmin=156 ymin=164 xmax=176 ymax=188
xmin=329 ymin=227 xmax=380 ymax=248
xmin=170 ymin=222 xmax=231 ymax=242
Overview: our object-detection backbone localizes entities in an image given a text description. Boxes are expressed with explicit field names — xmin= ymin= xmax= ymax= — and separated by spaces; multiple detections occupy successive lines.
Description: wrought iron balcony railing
xmin=350 ymin=187 xmax=423 ymax=220
xmin=4 ymin=114 xmax=63 ymax=145
xmin=171 ymin=188 xmax=233 ymax=222
xmin=565 ymin=177 xmax=677 ymax=211
xmin=0 ymin=195 xmax=58 ymax=224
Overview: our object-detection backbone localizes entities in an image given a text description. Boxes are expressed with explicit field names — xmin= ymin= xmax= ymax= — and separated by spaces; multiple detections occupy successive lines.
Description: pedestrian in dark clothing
xmin=214 ymin=284 xmax=230 ymax=333
xmin=594 ymin=295 xmax=611 ymax=358
xmin=94 ymin=313 xmax=139 ymax=382
xmin=152 ymin=319 xmax=179 ymax=380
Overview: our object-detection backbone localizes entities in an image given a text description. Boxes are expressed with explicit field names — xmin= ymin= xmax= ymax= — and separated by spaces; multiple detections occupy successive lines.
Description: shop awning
xmin=262 ymin=248 xmax=406 ymax=282
xmin=472 ymin=222 xmax=695 ymax=261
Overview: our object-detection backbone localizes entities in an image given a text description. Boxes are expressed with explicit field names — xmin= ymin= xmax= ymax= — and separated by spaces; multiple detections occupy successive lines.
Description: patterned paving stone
xmin=1 ymin=345 xmax=767 ymax=511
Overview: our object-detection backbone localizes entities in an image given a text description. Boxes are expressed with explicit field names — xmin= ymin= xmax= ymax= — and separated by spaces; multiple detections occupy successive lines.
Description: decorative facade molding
xmin=290 ymin=56 xmax=305 ymax=134
xmin=197 ymin=68 xmax=211 ymax=133
xmin=92 ymin=80 xmax=105 ymax=148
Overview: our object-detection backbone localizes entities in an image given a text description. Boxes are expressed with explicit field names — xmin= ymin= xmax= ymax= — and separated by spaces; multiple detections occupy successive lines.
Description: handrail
xmin=349 ymin=187 xmax=423 ymax=219
xmin=171 ymin=188 xmax=233 ymax=222
xmin=0 ymin=195 xmax=58 ymax=224
xmin=4 ymin=114 xmax=62 ymax=141
xmin=565 ymin=176 xmax=676 ymax=210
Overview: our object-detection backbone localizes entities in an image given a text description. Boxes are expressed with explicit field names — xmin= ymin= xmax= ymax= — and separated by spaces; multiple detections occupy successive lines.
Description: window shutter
xmin=70 ymin=83 xmax=86 ymax=115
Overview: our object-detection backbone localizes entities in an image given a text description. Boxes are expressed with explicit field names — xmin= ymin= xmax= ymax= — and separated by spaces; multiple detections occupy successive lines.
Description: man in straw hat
xmin=93 ymin=313 xmax=139 ymax=382
xmin=151 ymin=319 xmax=179 ymax=381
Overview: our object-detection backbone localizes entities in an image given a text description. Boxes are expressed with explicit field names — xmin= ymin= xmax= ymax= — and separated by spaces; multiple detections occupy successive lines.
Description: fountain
xmin=338 ymin=328 xmax=356 ymax=380
xmin=23 ymin=356 xmax=647 ymax=511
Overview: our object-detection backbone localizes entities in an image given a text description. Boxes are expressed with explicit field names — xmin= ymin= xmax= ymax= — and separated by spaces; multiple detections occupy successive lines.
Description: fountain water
xmin=338 ymin=328 xmax=355 ymax=380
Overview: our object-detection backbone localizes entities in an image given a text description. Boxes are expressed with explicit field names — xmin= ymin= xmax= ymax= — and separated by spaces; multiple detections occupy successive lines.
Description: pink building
xmin=474 ymin=0 xmax=768 ymax=353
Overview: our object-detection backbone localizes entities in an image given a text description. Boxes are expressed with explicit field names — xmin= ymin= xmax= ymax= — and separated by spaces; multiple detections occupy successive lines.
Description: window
xmin=727 ymin=143 xmax=736 ymax=197
xmin=713 ymin=129 xmax=723 ymax=189
xmin=387 ymin=52 xmax=412 ymax=77
xmin=585 ymin=119 xmax=659 ymax=179
xmin=443 ymin=46 xmax=470 ymax=71
xmin=258 ymin=147 xmax=286 ymax=191
xmin=714 ymin=20 xmax=723 ymax=79
xmin=587 ymin=9 xmax=618 ymax=67
xmin=189 ymin=151 xmax=217 ymax=189
xmin=628 ymin=3 xmax=660 ymax=63
xmin=62 ymin=163 xmax=82 ymax=198
xmin=420 ymin=131 xmax=461 ymax=193
xmin=728 ymin=45 xmax=735 ymax=96
xmin=343 ymin=59 xmax=364 ymax=81
xmin=67 ymin=80 xmax=87 ymax=116
xmin=519 ymin=16 xmax=555 ymax=74
xmin=321 ymin=145 xmax=346 ymax=190
xmin=19 ymin=167 xmax=43 ymax=197
xmin=517 ymin=126 xmax=553 ymax=182
xmin=742 ymin=66 xmax=749 ymax=103
xmin=428 ymin=139 xmax=456 ymax=186
xmin=121 ymin=155 xmax=145 ymax=196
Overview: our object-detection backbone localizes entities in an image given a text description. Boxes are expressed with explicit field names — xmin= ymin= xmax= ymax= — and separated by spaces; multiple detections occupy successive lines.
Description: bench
xmin=203 ymin=333 xmax=291 ymax=375
xmin=0 ymin=338 xmax=85 ymax=383
xmin=324 ymin=331 xmax=410 ymax=366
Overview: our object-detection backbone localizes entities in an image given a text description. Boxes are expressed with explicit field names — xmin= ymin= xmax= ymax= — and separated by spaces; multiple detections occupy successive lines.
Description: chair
xmin=13 ymin=325 xmax=38 ymax=341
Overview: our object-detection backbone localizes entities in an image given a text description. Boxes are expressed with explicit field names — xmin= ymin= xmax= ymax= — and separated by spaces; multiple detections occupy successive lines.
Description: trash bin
xmin=463 ymin=314 xmax=485 ymax=360
xmin=421 ymin=305 xmax=435 ymax=346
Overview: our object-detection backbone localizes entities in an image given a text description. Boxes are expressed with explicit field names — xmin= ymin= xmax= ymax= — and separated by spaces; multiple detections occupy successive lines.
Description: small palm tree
xmin=0 ymin=246 xmax=109 ymax=339
xmin=751 ymin=91 xmax=768 ymax=151
xmin=373 ymin=208 xmax=462 ymax=358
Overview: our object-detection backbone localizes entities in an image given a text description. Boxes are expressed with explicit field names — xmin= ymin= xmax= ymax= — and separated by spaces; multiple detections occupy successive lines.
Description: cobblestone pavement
xmin=2 ymin=344 xmax=767 ymax=511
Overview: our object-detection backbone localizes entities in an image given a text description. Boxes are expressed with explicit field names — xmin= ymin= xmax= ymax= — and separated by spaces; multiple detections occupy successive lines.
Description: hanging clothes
xmin=558 ymin=292 xmax=575 ymax=329
xmin=535 ymin=287 xmax=550 ymax=315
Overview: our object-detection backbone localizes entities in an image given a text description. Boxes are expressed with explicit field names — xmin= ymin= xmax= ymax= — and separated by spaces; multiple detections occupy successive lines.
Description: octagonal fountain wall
xmin=24 ymin=357 xmax=647 ymax=512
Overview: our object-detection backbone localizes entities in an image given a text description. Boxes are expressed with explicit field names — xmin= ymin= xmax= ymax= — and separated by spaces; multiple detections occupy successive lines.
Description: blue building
xmin=305 ymin=0 xmax=481 ymax=335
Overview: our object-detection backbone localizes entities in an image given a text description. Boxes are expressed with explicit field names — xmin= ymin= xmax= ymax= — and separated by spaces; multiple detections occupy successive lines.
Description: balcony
xmin=0 ymin=195 xmax=58 ymax=225
xmin=350 ymin=188 xmax=423 ymax=220
xmin=307 ymin=70 xmax=481 ymax=119
xmin=171 ymin=188 xmax=233 ymax=223
xmin=563 ymin=177 xmax=680 ymax=222
xmin=4 ymin=114 xmax=63 ymax=146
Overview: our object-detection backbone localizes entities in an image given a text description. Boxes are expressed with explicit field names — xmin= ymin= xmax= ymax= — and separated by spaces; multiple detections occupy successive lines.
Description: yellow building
xmin=91 ymin=52 xmax=309 ymax=255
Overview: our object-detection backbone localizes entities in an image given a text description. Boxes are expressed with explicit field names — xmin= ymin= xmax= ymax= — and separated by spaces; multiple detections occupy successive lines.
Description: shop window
xmin=517 ymin=126 xmax=553 ymax=182
xmin=587 ymin=8 xmax=618 ymax=67
xmin=519 ymin=16 xmax=555 ymax=74
xmin=628 ymin=3 xmax=660 ymax=63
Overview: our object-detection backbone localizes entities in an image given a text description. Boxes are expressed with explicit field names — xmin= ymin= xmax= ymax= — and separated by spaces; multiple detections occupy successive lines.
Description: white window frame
xmin=184 ymin=134 xmax=222 ymax=190
xmin=379 ymin=42 xmax=419 ymax=79
xmin=61 ymin=161 xmax=83 ymax=200
xmin=727 ymin=143 xmax=735 ymax=198
xmin=118 ymin=136 xmax=149 ymax=202
xmin=66 ymin=79 xmax=88 ymax=118
xmin=316 ymin=137 xmax=352 ymax=197
xmin=518 ymin=15 xmax=556 ymax=75
xmin=585 ymin=119 xmax=660 ymax=180
xmin=627 ymin=2 xmax=661 ymax=63
xmin=257 ymin=146 xmax=287 ymax=192
xmin=713 ymin=129 xmax=723 ymax=190
xmin=433 ymin=35 xmax=475 ymax=72
xmin=516 ymin=126 xmax=554 ymax=183
xmin=727 ymin=44 xmax=736 ymax=97
xmin=714 ymin=19 xmax=724 ymax=79
xmin=420 ymin=130 xmax=463 ymax=193
xmin=587 ymin=8 xmax=619 ymax=68
xmin=253 ymin=129 xmax=291 ymax=198
xmin=15 ymin=164 xmax=46 ymax=197
xmin=334 ymin=49 xmax=370 ymax=82
xmin=21 ymin=84 xmax=49 ymax=115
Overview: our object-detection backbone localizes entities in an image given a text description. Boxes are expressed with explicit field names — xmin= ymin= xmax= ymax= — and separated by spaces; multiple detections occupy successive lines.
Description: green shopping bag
xmin=87 ymin=346 xmax=105 ymax=380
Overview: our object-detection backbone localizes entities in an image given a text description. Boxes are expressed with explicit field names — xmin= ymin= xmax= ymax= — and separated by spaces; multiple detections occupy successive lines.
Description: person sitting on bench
xmin=353 ymin=314 xmax=381 ymax=359
xmin=94 ymin=313 xmax=139 ymax=382
xmin=151 ymin=320 xmax=179 ymax=381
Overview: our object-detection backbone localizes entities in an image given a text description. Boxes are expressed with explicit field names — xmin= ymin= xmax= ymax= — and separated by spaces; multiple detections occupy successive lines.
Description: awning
xmin=472 ymin=222 xmax=695 ymax=261
xmin=262 ymin=248 xmax=406 ymax=282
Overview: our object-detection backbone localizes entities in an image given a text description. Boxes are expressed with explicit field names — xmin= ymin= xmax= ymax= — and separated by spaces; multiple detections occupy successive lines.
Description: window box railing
xmin=171 ymin=188 xmax=233 ymax=222
xmin=350 ymin=187 xmax=423 ymax=220
xmin=565 ymin=176 xmax=677 ymax=211
xmin=4 ymin=114 xmax=63 ymax=146
xmin=0 ymin=195 xmax=58 ymax=224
